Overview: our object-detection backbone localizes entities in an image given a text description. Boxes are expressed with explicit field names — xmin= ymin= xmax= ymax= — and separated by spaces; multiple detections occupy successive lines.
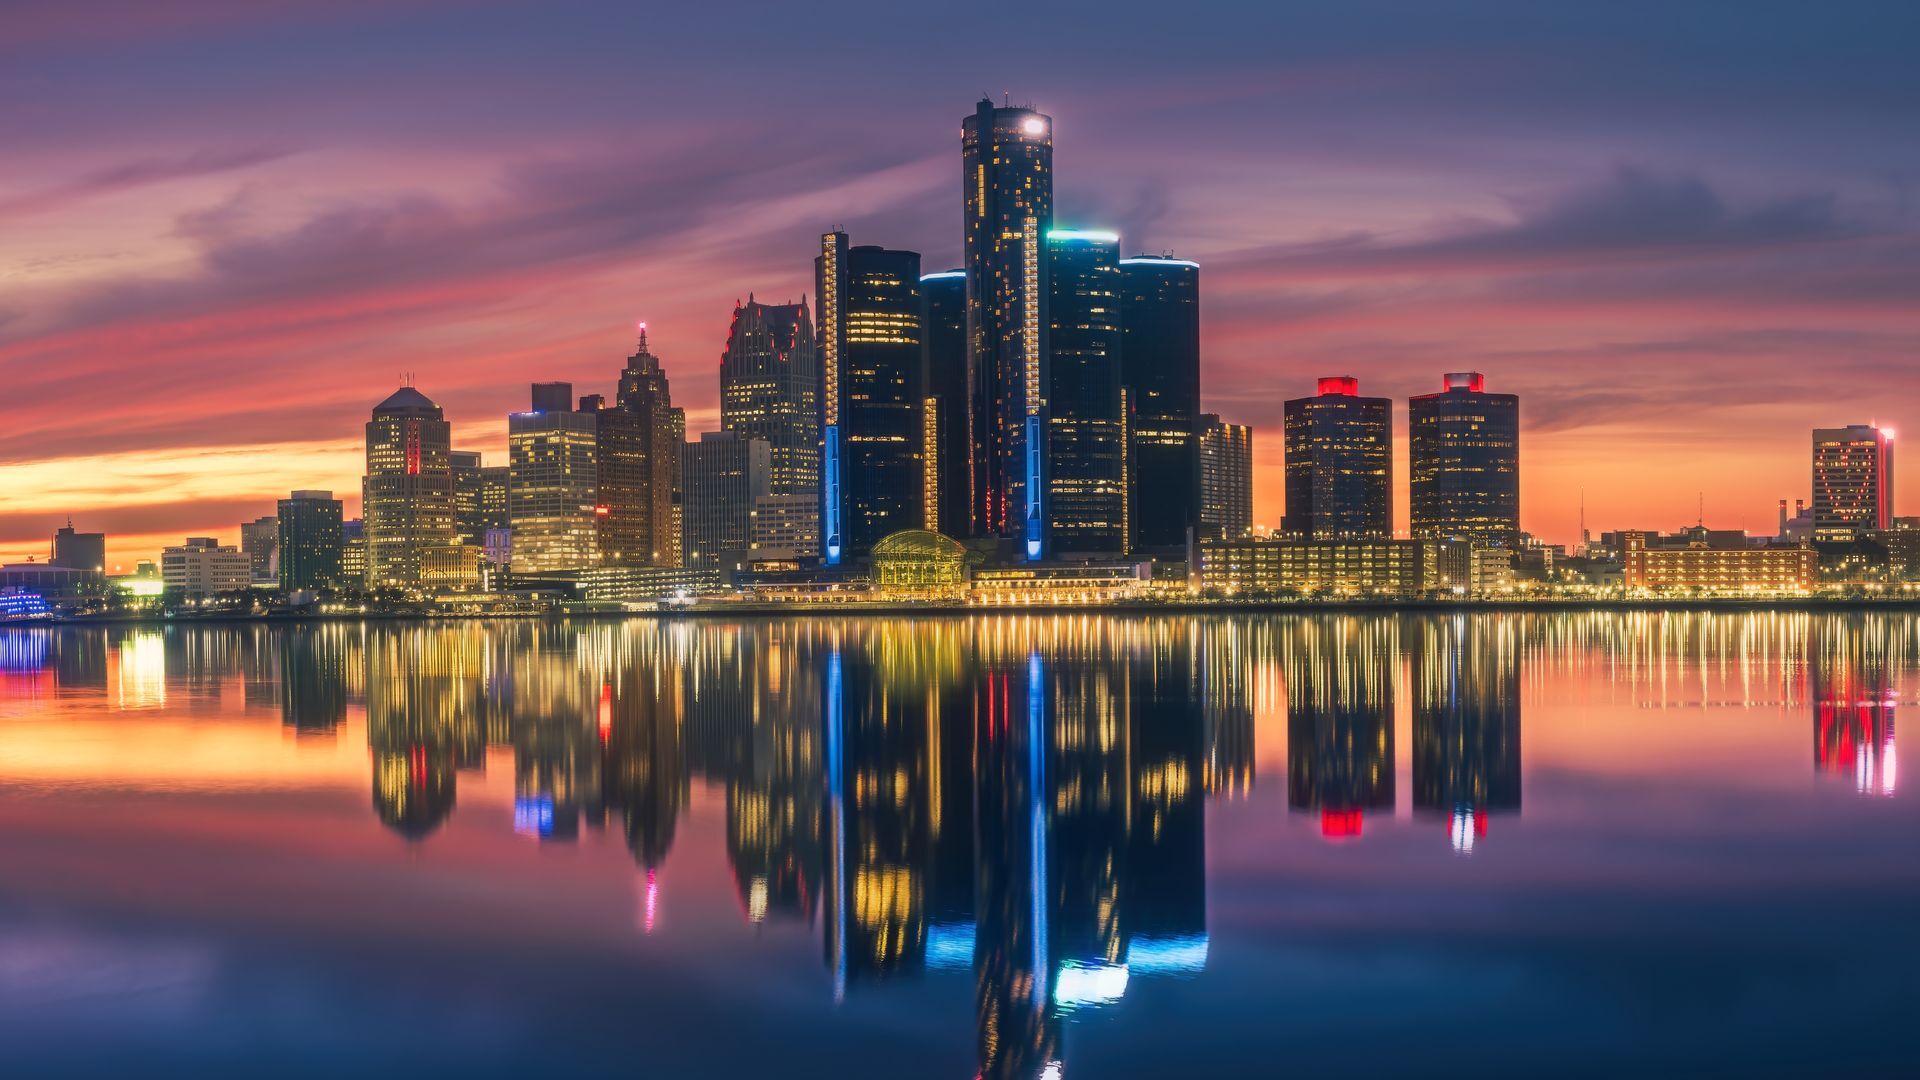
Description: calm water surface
xmin=1 ymin=613 xmax=1915 ymax=1077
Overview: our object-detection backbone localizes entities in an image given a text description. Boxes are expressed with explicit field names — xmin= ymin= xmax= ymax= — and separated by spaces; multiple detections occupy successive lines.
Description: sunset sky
xmin=5 ymin=0 xmax=1919 ymax=569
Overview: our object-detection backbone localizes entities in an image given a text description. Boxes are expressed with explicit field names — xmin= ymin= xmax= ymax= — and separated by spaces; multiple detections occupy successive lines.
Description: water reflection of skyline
xmin=2 ymin=611 xmax=1914 ymax=1075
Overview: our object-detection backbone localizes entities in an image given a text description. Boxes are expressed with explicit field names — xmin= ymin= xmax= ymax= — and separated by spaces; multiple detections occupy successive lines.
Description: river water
xmin=1 ymin=612 xmax=1914 ymax=1076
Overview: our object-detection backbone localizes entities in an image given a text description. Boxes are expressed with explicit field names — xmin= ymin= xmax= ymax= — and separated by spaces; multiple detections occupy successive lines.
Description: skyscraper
xmin=1282 ymin=377 xmax=1392 ymax=541
xmin=721 ymin=297 xmax=819 ymax=500
xmin=1198 ymin=414 xmax=1253 ymax=540
xmin=1812 ymin=424 xmax=1893 ymax=541
xmin=451 ymin=450 xmax=508 ymax=548
xmin=683 ymin=431 xmax=772 ymax=575
xmin=817 ymin=233 xmax=927 ymax=563
xmin=615 ymin=325 xmax=685 ymax=566
xmin=277 ymin=490 xmax=343 ymax=591
xmin=1409 ymin=372 xmax=1520 ymax=546
xmin=1119 ymin=254 xmax=1201 ymax=553
xmin=1046 ymin=229 xmax=1128 ymax=556
xmin=508 ymin=382 xmax=599 ymax=573
xmin=363 ymin=386 xmax=461 ymax=588
xmin=240 ymin=515 xmax=278 ymax=583
xmin=49 ymin=522 xmax=106 ymax=574
xmin=963 ymin=98 xmax=1053 ymax=559
xmin=922 ymin=268 xmax=970 ymax=539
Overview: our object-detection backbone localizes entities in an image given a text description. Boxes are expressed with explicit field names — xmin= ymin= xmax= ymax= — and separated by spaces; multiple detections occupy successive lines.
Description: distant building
xmin=340 ymin=519 xmax=367 ymax=587
xmin=162 ymin=537 xmax=250 ymax=599
xmin=1620 ymin=531 xmax=1815 ymax=593
xmin=1120 ymin=254 xmax=1202 ymax=554
xmin=751 ymin=493 xmax=820 ymax=562
xmin=1409 ymin=372 xmax=1519 ymax=546
xmin=1812 ymin=425 xmax=1892 ymax=540
xmin=817 ymin=233 xmax=927 ymax=563
xmin=1197 ymin=537 xmax=1467 ymax=596
xmin=49 ymin=522 xmax=106 ymax=574
xmin=240 ymin=515 xmax=278 ymax=584
xmin=683 ymin=431 xmax=772 ymax=575
xmin=1282 ymin=377 xmax=1392 ymax=541
xmin=363 ymin=386 xmax=463 ymax=589
xmin=1198 ymin=414 xmax=1253 ymax=541
xmin=1047 ymin=230 xmax=1129 ymax=557
xmin=921 ymin=269 xmax=970 ymax=540
xmin=508 ymin=382 xmax=599 ymax=573
xmin=614 ymin=326 xmax=684 ymax=566
xmin=964 ymin=98 xmax=1054 ymax=557
xmin=451 ymin=450 xmax=509 ymax=548
xmin=721 ymin=297 xmax=819 ymax=503
xmin=277 ymin=490 xmax=343 ymax=591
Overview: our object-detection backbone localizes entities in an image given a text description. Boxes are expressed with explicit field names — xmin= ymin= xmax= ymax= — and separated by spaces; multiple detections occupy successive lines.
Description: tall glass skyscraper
xmin=1812 ymin=424 xmax=1893 ymax=540
xmin=922 ymin=269 xmax=970 ymax=540
xmin=1046 ymin=230 xmax=1128 ymax=556
xmin=508 ymin=382 xmax=599 ymax=573
xmin=615 ymin=326 xmax=685 ymax=566
xmin=276 ymin=489 xmax=343 ymax=591
xmin=1198 ymin=414 xmax=1254 ymax=540
xmin=1409 ymin=372 xmax=1519 ymax=546
xmin=721 ymin=298 xmax=819 ymax=499
xmin=816 ymin=233 xmax=927 ymax=564
xmin=963 ymin=98 xmax=1053 ymax=559
xmin=363 ymin=385 xmax=460 ymax=588
xmin=1119 ymin=255 xmax=1201 ymax=553
xmin=1282 ymin=376 xmax=1393 ymax=541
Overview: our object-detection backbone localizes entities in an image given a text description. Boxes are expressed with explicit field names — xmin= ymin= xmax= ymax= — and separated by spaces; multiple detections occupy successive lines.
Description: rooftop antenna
xmin=1698 ymin=491 xmax=1704 ymax=527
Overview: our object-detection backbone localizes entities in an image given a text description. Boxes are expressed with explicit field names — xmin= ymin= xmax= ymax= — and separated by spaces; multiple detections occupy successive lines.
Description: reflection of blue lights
xmin=1053 ymin=961 xmax=1129 ymax=1009
xmin=0 ymin=631 xmax=49 ymax=671
xmin=1126 ymin=934 xmax=1209 ymax=974
xmin=925 ymin=921 xmax=976 ymax=969
xmin=1029 ymin=651 xmax=1048 ymax=1004
xmin=513 ymin=795 xmax=555 ymax=837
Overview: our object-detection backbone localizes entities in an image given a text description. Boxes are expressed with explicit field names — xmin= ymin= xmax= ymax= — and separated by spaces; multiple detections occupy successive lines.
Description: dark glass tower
xmin=1119 ymin=255 xmax=1200 ymax=554
xmin=1046 ymin=230 xmax=1128 ymax=556
xmin=1409 ymin=372 xmax=1519 ymax=546
xmin=1282 ymin=376 xmax=1392 ymax=541
xmin=721 ymin=298 xmax=819 ymax=500
xmin=963 ymin=98 xmax=1053 ymax=559
xmin=922 ymin=269 xmax=970 ymax=540
xmin=817 ymin=233 xmax=927 ymax=564
xmin=276 ymin=490 xmax=343 ymax=591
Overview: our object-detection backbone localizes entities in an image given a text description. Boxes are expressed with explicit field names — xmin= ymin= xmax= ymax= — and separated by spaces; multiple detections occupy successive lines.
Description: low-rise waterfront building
xmin=969 ymin=561 xmax=1151 ymax=604
xmin=1620 ymin=531 xmax=1815 ymax=594
xmin=1197 ymin=537 xmax=1468 ymax=596
xmin=162 ymin=537 xmax=251 ymax=600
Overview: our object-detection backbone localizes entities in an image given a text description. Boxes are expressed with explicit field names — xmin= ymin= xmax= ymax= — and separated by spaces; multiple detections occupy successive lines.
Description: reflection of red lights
xmin=598 ymin=682 xmax=612 ymax=740
xmin=1320 ymin=808 xmax=1364 ymax=838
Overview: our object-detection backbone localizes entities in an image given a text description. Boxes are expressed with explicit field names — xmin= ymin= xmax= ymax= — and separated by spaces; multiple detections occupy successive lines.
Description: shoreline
xmin=17 ymin=596 xmax=1920 ymax=625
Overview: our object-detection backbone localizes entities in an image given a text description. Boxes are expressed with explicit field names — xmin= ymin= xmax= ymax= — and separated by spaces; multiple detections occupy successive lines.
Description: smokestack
xmin=1779 ymin=499 xmax=1789 ymax=536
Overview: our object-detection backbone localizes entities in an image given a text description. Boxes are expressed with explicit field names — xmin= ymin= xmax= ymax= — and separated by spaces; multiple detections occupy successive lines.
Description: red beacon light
xmin=1317 ymin=376 xmax=1360 ymax=397
xmin=1443 ymin=371 xmax=1486 ymax=393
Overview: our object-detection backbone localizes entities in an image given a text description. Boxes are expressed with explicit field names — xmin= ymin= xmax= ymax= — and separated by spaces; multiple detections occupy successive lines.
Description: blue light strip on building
xmin=1025 ymin=414 xmax=1045 ymax=561
xmin=822 ymin=424 xmax=842 ymax=565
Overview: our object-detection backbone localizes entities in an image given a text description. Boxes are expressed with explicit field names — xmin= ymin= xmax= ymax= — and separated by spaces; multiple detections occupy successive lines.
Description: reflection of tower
xmin=972 ymin=650 xmax=1060 ymax=1079
xmin=601 ymin=659 xmax=688 ymax=869
xmin=1413 ymin=616 xmax=1521 ymax=852
xmin=1048 ymin=639 xmax=1130 ymax=982
xmin=1124 ymin=627 xmax=1208 ymax=963
xmin=50 ymin=627 xmax=108 ymax=691
xmin=718 ymin=628 xmax=826 ymax=925
xmin=279 ymin=624 xmax=347 ymax=735
xmin=366 ymin=626 xmax=489 ymax=839
xmin=509 ymin=636 xmax=599 ymax=842
xmin=824 ymin=636 xmax=937 ymax=988
xmin=1200 ymin=621 xmax=1255 ymax=799
xmin=1812 ymin=617 xmax=1899 ymax=797
xmin=1286 ymin=618 xmax=1396 ymax=837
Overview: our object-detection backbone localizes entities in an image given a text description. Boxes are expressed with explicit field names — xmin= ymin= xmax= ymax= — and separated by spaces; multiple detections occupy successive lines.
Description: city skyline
xmin=7 ymin=4 xmax=1920 ymax=570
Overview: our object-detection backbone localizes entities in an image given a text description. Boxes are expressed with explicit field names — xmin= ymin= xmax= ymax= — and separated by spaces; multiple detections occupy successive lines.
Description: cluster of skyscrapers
xmin=326 ymin=97 xmax=1248 ymax=595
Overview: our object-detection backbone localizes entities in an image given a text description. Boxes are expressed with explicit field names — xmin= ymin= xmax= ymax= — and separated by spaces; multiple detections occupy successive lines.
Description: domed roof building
xmin=870 ymin=530 xmax=968 ymax=599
